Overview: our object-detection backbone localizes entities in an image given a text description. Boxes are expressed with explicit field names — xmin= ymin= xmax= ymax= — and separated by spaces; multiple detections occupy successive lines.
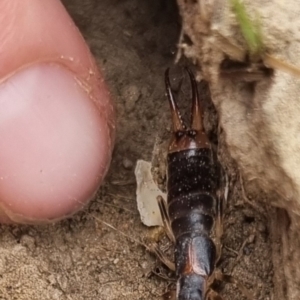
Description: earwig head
xmin=165 ymin=68 xmax=210 ymax=153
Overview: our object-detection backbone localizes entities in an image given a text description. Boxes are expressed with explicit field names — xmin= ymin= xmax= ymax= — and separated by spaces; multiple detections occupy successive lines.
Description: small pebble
xmin=20 ymin=234 xmax=36 ymax=251
xmin=141 ymin=261 xmax=149 ymax=269
xmin=122 ymin=158 xmax=133 ymax=170
xmin=122 ymin=84 xmax=140 ymax=112
xmin=113 ymin=258 xmax=119 ymax=264
xmin=48 ymin=275 xmax=57 ymax=285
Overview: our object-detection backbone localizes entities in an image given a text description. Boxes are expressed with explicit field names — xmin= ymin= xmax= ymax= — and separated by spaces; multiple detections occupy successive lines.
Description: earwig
xmin=156 ymin=68 xmax=224 ymax=300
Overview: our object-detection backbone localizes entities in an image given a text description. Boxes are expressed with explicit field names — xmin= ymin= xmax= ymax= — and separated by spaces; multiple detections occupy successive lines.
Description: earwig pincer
xmin=156 ymin=68 xmax=224 ymax=300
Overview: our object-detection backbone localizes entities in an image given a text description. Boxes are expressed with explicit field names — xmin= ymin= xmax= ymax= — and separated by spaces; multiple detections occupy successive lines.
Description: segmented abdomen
xmin=167 ymin=148 xmax=219 ymax=277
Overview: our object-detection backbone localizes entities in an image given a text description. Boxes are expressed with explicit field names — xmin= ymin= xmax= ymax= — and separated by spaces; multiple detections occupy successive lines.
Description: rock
xmin=176 ymin=1 xmax=300 ymax=298
xmin=176 ymin=0 xmax=300 ymax=215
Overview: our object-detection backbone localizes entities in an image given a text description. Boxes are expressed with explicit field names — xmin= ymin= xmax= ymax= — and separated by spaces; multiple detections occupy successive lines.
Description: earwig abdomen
xmin=177 ymin=273 xmax=205 ymax=300
xmin=167 ymin=148 xmax=219 ymax=299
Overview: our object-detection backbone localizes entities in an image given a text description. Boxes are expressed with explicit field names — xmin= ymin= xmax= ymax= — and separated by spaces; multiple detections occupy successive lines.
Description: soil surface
xmin=0 ymin=1 xmax=276 ymax=299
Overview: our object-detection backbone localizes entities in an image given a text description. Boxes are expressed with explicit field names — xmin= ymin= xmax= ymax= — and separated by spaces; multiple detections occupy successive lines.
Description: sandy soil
xmin=0 ymin=1 xmax=276 ymax=299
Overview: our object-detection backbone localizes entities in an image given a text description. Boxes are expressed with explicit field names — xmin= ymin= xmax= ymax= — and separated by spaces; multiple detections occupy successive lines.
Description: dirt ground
xmin=0 ymin=1 xmax=276 ymax=299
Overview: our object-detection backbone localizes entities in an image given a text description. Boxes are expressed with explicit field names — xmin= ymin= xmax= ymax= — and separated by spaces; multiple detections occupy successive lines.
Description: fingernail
xmin=0 ymin=63 xmax=112 ymax=223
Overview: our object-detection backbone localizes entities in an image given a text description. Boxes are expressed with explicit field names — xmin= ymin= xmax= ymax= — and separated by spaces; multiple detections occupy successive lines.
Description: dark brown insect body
xmin=158 ymin=68 xmax=222 ymax=300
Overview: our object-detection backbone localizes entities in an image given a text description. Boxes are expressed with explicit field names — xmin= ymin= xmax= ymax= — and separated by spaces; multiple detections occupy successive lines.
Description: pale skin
xmin=0 ymin=0 xmax=115 ymax=223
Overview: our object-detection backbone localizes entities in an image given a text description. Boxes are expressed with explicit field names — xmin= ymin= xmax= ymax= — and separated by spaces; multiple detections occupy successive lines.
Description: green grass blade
xmin=230 ymin=0 xmax=264 ymax=56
